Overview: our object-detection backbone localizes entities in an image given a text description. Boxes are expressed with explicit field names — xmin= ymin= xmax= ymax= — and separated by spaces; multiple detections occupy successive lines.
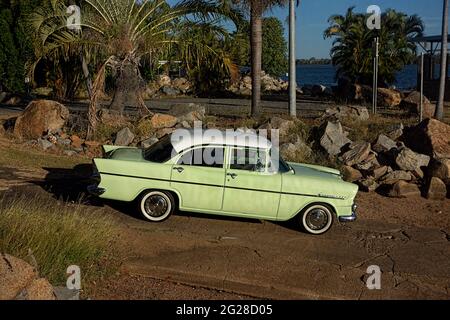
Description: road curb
xmin=121 ymin=263 xmax=340 ymax=300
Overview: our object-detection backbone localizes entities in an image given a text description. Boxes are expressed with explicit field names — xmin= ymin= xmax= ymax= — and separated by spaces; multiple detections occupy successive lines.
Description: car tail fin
xmin=102 ymin=145 xmax=122 ymax=157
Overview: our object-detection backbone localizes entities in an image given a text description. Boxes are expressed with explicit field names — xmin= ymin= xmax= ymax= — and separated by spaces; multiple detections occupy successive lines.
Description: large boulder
xmin=161 ymin=86 xmax=180 ymax=96
xmin=430 ymin=158 xmax=450 ymax=184
xmin=340 ymin=141 xmax=371 ymax=166
xmin=170 ymin=103 xmax=206 ymax=123
xmin=357 ymin=178 xmax=379 ymax=192
xmin=114 ymin=127 xmax=135 ymax=146
xmin=401 ymin=91 xmax=436 ymax=118
xmin=389 ymin=181 xmax=421 ymax=198
xmin=322 ymin=106 xmax=370 ymax=122
xmin=13 ymin=100 xmax=69 ymax=139
xmin=386 ymin=123 xmax=404 ymax=141
xmin=377 ymin=88 xmax=402 ymax=108
xmin=259 ymin=117 xmax=296 ymax=139
xmin=172 ymin=78 xmax=192 ymax=94
xmin=395 ymin=148 xmax=430 ymax=171
xmin=0 ymin=253 xmax=36 ymax=300
xmin=19 ymin=278 xmax=56 ymax=300
xmin=354 ymin=152 xmax=380 ymax=171
xmin=379 ymin=170 xmax=413 ymax=185
xmin=373 ymin=134 xmax=397 ymax=153
xmin=426 ymin=177 xmax=447 ymax=200
xmin=403 ymin=119 xmax=450 ymax=159
xmin=151 ymin=113 xmax=178 ymax=129
xmin=319 ymin=121 xmax=351 ymax=156
xmin=0 ymin=253 xmax=55 ymax=300
xmin=280 ymin=136 xmax=313 ymax=161
xmin=341 ymin=166 xmax=363 ymax=182
xmin=156 ymin=74 xmax=171 ymax=87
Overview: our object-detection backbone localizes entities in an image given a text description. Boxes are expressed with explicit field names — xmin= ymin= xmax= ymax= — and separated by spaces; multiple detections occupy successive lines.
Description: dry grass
xmin=340 ymin=114 xmax=417 ymax=143
xmin=0 ymin=195 xmax=118 ymax=285
xmin=0 ymin=139 xmax=90 ymax=170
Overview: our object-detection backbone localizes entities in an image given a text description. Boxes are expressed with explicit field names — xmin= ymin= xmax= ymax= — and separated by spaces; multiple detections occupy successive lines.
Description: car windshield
xmin=143 ymin=135 xmax=176 ymax=163
xmin=269 ymin=148 xmax=291 ymax=173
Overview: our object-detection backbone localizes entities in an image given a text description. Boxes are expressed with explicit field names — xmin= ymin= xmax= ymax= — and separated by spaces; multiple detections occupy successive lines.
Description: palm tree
xmin=324 ymin=7 xmax=424 ymax=87
xmin=229 ymin=0 xmax=293 ymax=117
xmin=29 ymin=0 xmax=242 ymax=138
xmin=436 ymin=0 xmax=448 ymax=120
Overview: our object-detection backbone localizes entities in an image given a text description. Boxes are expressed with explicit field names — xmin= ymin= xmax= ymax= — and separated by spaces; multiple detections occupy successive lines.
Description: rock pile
xmin=322 ymin=117 xmax=450 ymax=199
xmin=142 ymin=75 xmax=193 ymax=99
xmin=227 ymin=71 xmax=290 ymax=96
xmin=336 ymin=82 xmax=437 ymax=118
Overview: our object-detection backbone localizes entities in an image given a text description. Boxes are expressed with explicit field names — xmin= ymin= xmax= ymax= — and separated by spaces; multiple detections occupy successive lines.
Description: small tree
xmin=262 ymin=17 xmax=288 ymax=77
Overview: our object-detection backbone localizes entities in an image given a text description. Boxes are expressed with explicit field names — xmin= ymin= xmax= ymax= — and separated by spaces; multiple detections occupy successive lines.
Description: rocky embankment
xmin=2 ymin=99 xmax=450 ymax=200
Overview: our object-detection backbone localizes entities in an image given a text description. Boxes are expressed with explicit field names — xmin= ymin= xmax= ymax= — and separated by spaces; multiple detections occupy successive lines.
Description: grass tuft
xmin=0 ymin=194 xmax=118 ymax=285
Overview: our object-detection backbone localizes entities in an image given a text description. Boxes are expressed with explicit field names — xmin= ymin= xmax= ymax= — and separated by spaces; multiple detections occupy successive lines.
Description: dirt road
xmin=1 ymin=148 xmax=448 ymax=300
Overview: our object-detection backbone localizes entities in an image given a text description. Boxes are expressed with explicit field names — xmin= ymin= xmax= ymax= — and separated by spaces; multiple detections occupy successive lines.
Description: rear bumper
xmin=87 ymin=184 xmax=106 ymax=197
xmin=339 ymin=204 xmax=357 ymax=223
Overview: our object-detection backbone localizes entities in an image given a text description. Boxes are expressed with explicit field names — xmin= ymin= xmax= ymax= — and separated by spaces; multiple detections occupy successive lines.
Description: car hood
xmin=283 ymin=162 xmax=358 ymax=201
xmin=288 ymin=162 xmax=342 ymax=179
xmin=106 ymin=148 xmax=146 ymax=162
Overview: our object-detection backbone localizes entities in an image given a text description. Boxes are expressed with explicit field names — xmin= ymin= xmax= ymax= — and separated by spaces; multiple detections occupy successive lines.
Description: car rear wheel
xmin=139 ymin=191 xmax=175 ymax=222
xmin=300 ymin=204 xmax=334 ymax=235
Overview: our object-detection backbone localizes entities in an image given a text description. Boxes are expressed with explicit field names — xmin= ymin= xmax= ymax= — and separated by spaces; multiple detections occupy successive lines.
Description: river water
xmin=290 ymin=64 xmax=417 ymax=90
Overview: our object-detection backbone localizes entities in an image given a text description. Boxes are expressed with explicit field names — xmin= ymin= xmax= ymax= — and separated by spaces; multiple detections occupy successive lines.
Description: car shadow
xmin=33 ymin=165 xmax=103 ymax=206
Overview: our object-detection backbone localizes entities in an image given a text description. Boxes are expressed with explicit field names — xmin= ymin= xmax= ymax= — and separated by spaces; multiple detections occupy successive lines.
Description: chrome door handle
xmin=173 ymin=167 xmax=184 ymax=173
xmin=227 ymin=173 xmax=238 ymax=179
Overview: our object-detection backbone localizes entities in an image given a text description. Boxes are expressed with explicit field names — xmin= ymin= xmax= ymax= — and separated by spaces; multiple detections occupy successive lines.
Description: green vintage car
xmin=89 ymin=129 xmax=358 ymax=235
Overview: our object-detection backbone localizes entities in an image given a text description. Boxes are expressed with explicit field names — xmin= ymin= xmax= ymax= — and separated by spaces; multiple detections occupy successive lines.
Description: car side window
xmin=177 ymin=147 xmax=225 ymax=168
xmin=230 ymin=148 xmax=267 ymax=172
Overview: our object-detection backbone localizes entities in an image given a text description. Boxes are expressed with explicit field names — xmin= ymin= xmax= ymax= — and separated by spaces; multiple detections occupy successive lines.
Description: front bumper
xmin=339 ymin=204 xmax=358 ymax=223
xmin=87 ymin=184 xmax=106 ymax=197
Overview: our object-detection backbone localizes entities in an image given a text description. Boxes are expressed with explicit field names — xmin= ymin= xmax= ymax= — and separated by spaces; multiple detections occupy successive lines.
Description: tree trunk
xmin=250 ymin=2 xmax=263 ymax=118
xmin=437 ymin=0 xmax=449 ymax=120
xmin=81 ymin=54 xmax=93 ymax=99
xmin=109 ymin=59 xmax=150 ymax=116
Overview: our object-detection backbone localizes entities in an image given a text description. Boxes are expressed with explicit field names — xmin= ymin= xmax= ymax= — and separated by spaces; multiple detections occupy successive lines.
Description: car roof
xmin=170 ymin=129 xmax=272 ymax=153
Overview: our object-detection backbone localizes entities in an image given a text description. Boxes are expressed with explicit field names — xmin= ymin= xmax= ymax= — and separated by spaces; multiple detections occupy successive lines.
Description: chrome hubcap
xmin=144 ymin=195 xmax=169 ymax=217
xmin=306 ymin=208 xmax=329 ymax=231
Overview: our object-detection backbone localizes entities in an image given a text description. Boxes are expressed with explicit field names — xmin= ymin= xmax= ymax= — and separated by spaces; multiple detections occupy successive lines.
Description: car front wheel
xmin=139 ymin=190 xmax=175 ymax=222
xmin=300 ymin=204 xmax=334 ymax=235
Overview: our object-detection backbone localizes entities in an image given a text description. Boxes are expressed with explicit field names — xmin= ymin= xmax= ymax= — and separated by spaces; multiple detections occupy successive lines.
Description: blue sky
xmin=168 ymin=0 xmax=446 ymax=59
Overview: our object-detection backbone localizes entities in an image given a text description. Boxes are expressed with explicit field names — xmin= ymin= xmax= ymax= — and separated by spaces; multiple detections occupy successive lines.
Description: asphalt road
xmin=0 ymin=96 xmax=334 ymax=118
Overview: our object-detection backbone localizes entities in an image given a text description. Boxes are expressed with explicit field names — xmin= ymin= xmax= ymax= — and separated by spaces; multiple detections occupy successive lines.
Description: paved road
xmin=0 ymin=96 xmax=333 ymax=118
xmin=114 ymin=206 xmax=450 ymax=300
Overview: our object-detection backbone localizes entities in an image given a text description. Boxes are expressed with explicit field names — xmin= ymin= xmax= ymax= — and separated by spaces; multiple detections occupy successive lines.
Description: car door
xmin=222 ymin=147 xmax=282 ymax=219
xmin=170 ymin=146 xmax=226 ymax=211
